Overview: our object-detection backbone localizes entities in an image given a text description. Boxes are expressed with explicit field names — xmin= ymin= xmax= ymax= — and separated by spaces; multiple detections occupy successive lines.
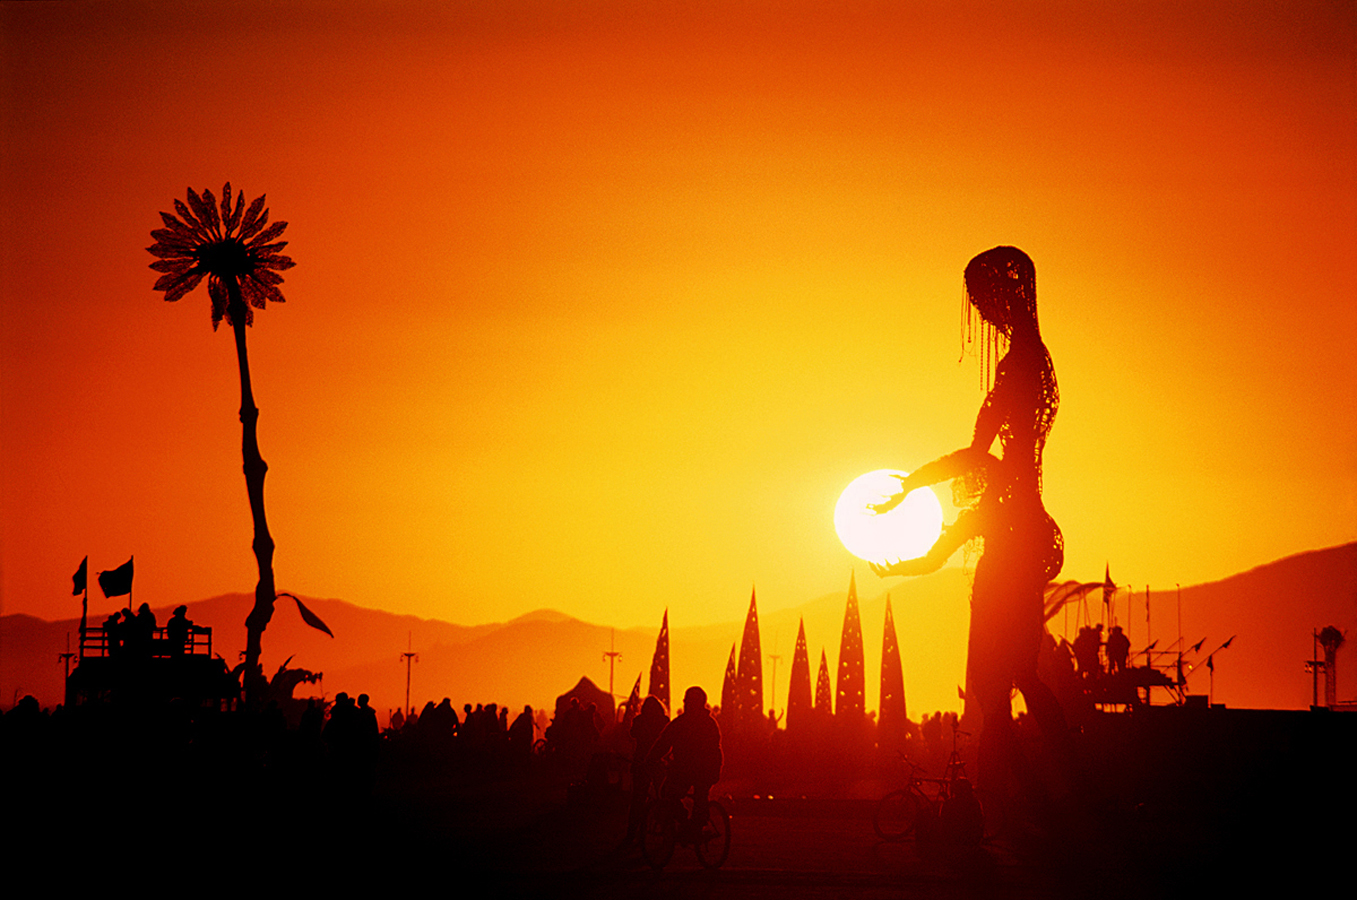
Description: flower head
xmin=148 ymin=183 xmax=294 ymax=329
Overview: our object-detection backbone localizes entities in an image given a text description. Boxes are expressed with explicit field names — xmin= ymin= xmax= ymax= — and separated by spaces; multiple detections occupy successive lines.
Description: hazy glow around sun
xmin=834 ymin=470 xmax=944 ymax=566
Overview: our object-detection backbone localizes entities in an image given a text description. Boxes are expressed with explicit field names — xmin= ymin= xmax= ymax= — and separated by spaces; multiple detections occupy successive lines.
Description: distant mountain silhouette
xmin=1171 ymin=543 xmax=1357 ymax=710
xmin=4 ymin=543 xmax=1353 ymax=718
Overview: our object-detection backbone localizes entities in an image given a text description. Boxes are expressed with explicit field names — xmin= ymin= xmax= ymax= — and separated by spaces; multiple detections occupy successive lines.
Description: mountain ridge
xmin=4 ymin=543 xmax=1353 ymax=719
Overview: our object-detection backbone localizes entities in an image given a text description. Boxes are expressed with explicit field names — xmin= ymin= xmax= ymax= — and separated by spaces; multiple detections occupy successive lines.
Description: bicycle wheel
xmin=641 ymin=800 xmax=678 ymax=870
xmin=873 ymin=789 xmax=921 ymax=841
xmin=694 ymin=800 xmax=731 ymax=869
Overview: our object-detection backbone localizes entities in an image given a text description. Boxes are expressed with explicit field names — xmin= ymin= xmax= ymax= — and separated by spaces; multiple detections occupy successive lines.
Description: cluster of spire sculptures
xmin=629 ymin=572 xmax=909 ymax=743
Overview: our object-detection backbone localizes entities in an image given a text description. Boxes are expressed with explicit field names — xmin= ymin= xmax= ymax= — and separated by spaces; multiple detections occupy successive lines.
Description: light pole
xmin=400 ymin=632 xmax=418 ymax=716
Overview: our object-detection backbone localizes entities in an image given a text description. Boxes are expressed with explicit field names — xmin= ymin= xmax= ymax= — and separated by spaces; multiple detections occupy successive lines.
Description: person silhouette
xmin=626 ymin=695 xmax=670 ymax=847
xmin=165 ymin=605 xmax=193 ymax=656
xmin=133 ymin=603 xmax=157 ymax=657
xmin=871 ymin=247 xmax=1071 ymax=798
xmin=647 ymin=686 xmax=722 ymax=841
xmin=1105 ymin=625 xmax=1131 ymax=674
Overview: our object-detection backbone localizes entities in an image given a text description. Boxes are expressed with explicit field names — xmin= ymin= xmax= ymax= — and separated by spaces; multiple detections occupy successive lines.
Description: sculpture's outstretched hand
xmin=868 ymin=491 xmax=905 ymax=515
xmin=871 ymin=508 xmax=981 ymax=579
xmin=868 ymin=473 xmax=911 ymax=514
xmin=871 ymin=556 xmax=935 ymax=578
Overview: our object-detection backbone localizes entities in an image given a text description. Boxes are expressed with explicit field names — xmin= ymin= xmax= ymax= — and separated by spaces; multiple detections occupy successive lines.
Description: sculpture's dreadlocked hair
xmin=961 ymin=284 xmax=1005 ymax=392
xmin=960 ymin=246 xmax=1060 ymax=494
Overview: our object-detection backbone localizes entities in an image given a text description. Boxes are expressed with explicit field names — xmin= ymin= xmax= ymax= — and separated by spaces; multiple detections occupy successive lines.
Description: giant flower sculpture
xmin=148 ymin=184 xmax=296 ymax=700
xmin=148 ymin=183 xmax=293 ymax=326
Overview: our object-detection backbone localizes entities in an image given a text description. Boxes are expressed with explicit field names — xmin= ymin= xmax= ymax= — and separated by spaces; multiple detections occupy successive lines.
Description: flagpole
xmin=1145 ymin=585 xmax=1151 ymax=668
xmin=1176 ymin=584 xmax=1182 ymax=701
xmin=80 ymin=570 xmax=89 ymax=662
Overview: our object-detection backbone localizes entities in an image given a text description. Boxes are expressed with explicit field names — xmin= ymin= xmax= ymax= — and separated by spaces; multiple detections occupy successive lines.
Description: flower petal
xmin=162 ymin=270 xmax=204 ymax=302
xmin=259 ymin=281 xmax=286 ymax=305
xmin=200 ymin=188 xmax=222 ymax=236
xmin=150 ymin=229 xmax=195 ymax=248
xmin=239 ymin=193 xmax=266 ymax=232
xmin=186 ymin=188 xmax=213 ymax=228
xmin=257 ymin=254 xmax=296 ymax=271
xmin=147 ymin=243 xmax=196 ymax=259
xmin=174 ymin=198 xmax=203 ymax=232
xmin=149 ymin=259 xmax=195 ymax=273
xmin=220 ymin=183 xmax=232 ymax=225
xmin=158 ymin=211 xmax=197 ymax=239
xmin=247 ymin=220 xmax=288 ymax=246
xmin=226 ymin=192 xmax=244 ymax=235
xmin=239 ymin=206 xmax=270 ymax=242
xmin=208 ymin=277 xmax=229 ymax=321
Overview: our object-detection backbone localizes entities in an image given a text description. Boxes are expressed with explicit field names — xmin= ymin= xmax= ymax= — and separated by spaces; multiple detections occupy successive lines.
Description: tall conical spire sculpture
xmin=786 ymin=617 xmax=813 ymax=733
xmin=648 ymin=608 xmax=670 ymax=713
xmin=879 ymin=594 xmax=907 ymax=745
xmin=815 ymin=648 xmax=833 ymax=716
xmin=736 ymin=585 xmax=764 ymax=728
xmin=721 ymin=642 xmax=738 ymax=723
xmin=836 ymin=571 xmax=865 ymax=721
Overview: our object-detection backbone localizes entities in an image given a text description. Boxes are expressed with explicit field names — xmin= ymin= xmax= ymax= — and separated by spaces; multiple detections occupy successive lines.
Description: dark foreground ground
xmin=6 ymin=705 xmax=1351 ymax=898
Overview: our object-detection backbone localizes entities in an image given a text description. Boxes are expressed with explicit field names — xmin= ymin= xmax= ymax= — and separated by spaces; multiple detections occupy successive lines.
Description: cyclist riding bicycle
xmin=646 ymin=685 xmax=723 ymax=840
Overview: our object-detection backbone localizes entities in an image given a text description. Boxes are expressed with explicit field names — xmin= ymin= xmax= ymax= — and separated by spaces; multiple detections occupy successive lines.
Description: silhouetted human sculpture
xmin=647 ymin=685 xmax=723 ymax=841
xmin=872 ymin=247 xmax=1071 ymax=798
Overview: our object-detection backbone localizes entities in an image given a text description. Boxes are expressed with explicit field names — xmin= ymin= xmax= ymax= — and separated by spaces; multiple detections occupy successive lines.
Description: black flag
xmin=648 ymin=609 xmax=670 ymax=713
xmin=97 ymin=557 xmax=134 ymax=598
xmin=72 ymin=557 xmax=88 ymax=596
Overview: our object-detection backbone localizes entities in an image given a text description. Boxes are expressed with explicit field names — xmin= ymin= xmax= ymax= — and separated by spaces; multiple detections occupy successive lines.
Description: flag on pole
xmin=648 ymin=608 xmax=670 ymax=714
xmin=97 ymin=557 xmax=134 ymax=598
xmin=621 ymin=672 xmax=643 ymax=729
xmin=1102 ymin=563 xmax=1115 ymax=606
xmin=72 ymin=557 xmax=88 ymax=596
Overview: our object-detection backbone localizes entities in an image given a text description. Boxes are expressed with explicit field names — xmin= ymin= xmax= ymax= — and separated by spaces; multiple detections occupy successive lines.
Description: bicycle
xmin=873 ymin=735 xmax=1003 ymax=843
xmin=641 ymin=783 xmax=731 ymax=870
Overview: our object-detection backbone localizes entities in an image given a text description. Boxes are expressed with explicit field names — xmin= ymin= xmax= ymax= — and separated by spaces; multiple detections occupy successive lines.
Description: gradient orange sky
xmin=3 ymin=1 xmax=1354 ymax=649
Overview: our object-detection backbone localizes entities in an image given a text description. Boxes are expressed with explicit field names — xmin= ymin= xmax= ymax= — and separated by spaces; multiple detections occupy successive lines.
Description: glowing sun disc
xmin=834 ymin=470 xmax=944 ymax=566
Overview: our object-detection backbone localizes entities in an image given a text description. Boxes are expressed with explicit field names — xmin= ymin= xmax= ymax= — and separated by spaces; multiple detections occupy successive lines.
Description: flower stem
xmin=228 ymin=280 xmax=276 ymax=703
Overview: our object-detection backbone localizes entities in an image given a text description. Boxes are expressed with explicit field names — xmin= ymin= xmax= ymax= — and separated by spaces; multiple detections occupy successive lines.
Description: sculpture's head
xmin=964 ymin=246 xmax=1038 ymax=339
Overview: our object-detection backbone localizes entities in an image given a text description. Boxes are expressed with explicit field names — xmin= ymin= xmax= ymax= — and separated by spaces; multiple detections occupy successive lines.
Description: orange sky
xmin=3 ymin=0 xmax=1354 ymax=663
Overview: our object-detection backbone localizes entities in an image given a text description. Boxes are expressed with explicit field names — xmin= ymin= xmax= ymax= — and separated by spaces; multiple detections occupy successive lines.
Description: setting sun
xmin=834 ymin=470 xmax=943 ymax=567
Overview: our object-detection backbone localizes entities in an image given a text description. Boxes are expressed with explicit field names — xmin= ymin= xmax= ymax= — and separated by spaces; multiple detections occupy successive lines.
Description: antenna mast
xmin=603 ymin=628 xmax=622 ymax=700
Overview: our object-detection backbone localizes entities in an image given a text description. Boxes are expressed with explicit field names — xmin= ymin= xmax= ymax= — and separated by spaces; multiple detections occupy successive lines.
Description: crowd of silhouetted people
xmin=95 ymin=604 xmax=205 ymax=658
xmin=382 ymin=697 xmax=546 ymax=774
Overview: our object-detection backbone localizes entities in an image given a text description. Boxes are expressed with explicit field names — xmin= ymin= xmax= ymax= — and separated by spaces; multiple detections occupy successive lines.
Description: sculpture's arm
xmin=870 ymin=508 xmax=980 ymax=578
xmin=869 ymin=448 xmax=998 ymax=513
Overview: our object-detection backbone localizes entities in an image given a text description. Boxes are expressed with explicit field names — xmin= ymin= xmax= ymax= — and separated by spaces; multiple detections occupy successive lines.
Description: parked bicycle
xmin=873 ymin=734 xmax=1003 ymax=843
